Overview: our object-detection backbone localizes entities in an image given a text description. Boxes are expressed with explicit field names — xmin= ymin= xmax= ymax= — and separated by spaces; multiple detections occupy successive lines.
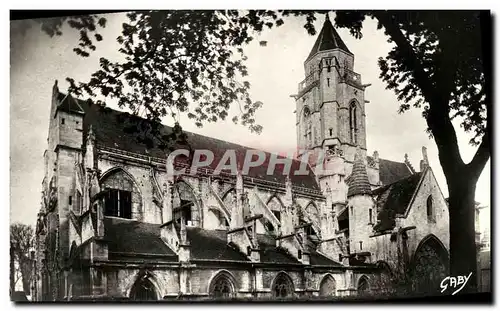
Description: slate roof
xmin=257 ymin=234 xmax=301 ymax=264
xmin=309 ymin=251 xmax=343 ymax=267
xmin=368 ymin=156 xmax=413 ymax=186
xmin=58 ymin=93 xmax=321 ymax=192
xmin=372 ymin=171 xmax=424 ymax=232
xmin=347 ymin=153 xmax=371 ymax=197
xmin=306 ymin=14 xmax=352 ymax=61
xmin=186 ymin=227 xmax=249 ymax=262
xmin=56 ymin=93 xmax=85 ymax=114
xmin=103 ymin=217 xmax=178 ymax=261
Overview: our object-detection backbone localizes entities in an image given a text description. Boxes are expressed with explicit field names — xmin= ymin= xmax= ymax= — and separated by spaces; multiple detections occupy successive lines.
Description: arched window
xmin=209 ymin=272 xmax=236 ymax=299
xmin=426 ymin=195 xmax=434 ymax=221
xmin=303 ymin=107 xmax=312 ymax=145
xmin=305 ymin=202 xmax=319 ymax=227
xmin=303 ymin=106 xmax=311 ymax=118
xmin=267 ymin=196 xmax=283 ymax=221
xmin=173 ymin=181 xmax=199 ymax=226
xmin=319 ymin=275 xmax=337 ymax=297
xmin=349 ymin=101 xmax=358 ymax=144
xmin=357 ymin=276 xmax=369 ymax=295
xmin=101 ymin=168 xmax=141 ymax=219
xmin=272 ymin=273 xmax=294 ymax=298
xmin=411 ymin=235 xmax=449 ymax=295
xmin=130 ymin=277 xmax=157 ymax=301
xmin=75 ymin=190 xmax=82 ymax=214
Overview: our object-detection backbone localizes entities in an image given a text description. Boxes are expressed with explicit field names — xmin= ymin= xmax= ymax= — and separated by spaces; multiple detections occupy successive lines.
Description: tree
xmin=334 ymin=11 xmax=490 ymax=293
xmin=10 ymin=223 xmax=35 ymax=294
xmin=18 ymin=10 xmax=490 ymax=293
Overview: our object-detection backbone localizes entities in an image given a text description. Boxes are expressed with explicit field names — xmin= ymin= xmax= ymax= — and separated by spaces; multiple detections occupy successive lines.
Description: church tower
xmin=294 ymin=14 xmax=370 ymax=236
xmin=295 ymin=13 xmax=368 ymax=166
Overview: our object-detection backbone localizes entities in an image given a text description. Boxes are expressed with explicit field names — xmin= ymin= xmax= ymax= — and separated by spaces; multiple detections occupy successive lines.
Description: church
xmin=32 ymin=15 xmax=450 ymax=301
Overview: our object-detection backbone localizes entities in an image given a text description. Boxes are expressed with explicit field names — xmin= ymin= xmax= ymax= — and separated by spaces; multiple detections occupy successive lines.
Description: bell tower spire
xmin=295 ymin=13 xmax=368 ymax=165
xmin=294 ymin=12 xmax=370 ymax=215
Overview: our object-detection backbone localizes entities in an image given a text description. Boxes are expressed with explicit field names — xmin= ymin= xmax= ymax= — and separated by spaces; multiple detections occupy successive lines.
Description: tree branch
xmin=467 ymin=11 xmax=492 ymax=182
xmin=373 ymin=11 xmax=465 ymax=176
xmin=467 ymin=132 xmax=490 ymax=181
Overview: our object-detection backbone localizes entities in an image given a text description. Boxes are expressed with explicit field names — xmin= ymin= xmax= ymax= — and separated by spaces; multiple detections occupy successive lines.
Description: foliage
xmin=22 ymin=10 xmax=490 ymax=291
xmin=34 ymin=11 xmax=299 ymax=148
xmin=10 ymin=223 xmax=35 ymax=293
xmin=27 ymin=11 xmax=489 ymax=157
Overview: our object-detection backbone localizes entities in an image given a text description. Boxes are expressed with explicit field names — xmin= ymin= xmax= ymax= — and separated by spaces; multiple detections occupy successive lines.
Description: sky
xmin=10 ymin=12 xmax=491 ymax=230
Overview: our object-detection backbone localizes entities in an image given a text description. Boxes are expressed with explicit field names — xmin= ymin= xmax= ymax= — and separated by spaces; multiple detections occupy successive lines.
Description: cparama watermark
xmin=165 ymin=148 xmax=342 ymax=177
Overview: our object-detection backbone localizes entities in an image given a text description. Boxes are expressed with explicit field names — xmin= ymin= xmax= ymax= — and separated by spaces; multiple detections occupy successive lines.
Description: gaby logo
xmin=440 ymin=272 xmax=472 ymax=295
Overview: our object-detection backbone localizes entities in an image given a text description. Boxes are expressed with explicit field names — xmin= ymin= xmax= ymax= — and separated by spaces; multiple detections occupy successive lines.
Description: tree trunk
xmin=447 ymin=177 xmax=478 ymax=293
xmin=10 ymin=246 xmax=15 ymax=295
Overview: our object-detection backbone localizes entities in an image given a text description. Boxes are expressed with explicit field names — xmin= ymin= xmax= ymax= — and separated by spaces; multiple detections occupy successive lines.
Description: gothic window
xmin=273 ymin=210 xmax=281 ymax=222
xmin=272 ymin=273 xmax=294 ymax=298
xmin=326 ymin=58 xmax=332 ymax=72
xmin=357 ymin=276 xmax=369 ymax=295
xmin=307 ymin=122 xmax=312 ymax=144
xmin=327 ymin=78 xmax=330 ymax=86
xmin=264 ymin=220 xmax=275 ymax=233
xmin=306 ymin=225 xmax=317 ymax=236
xmin=76 ymin=190 xmax=82 ymax=214
xmin=426 ymin=195 xmax=434 ymax=221
xmin=305 ymin=202 xmax=319 ymax=231
xmin=411 ymin=236 xmax=449 ymax=295
xmin=210 ymin=272 xmax=236 ymax=299
xmin=319 ymin=275 xmax=337 ymax=297
xmin=369 ymin=208 xmax=373 ymax=224
xmin=349 ymin=101 xmax=358 ymax=144
xmin=174 ymin=200 xmax=193 ymax=226
xmin=104 ymin=189 xmax=132 ymax=219
xmin=101 ymin=168 xmax=142 ymax=220
xmin=173 ymin=181 xmax=199 ymax=226
xmin=329 ymin=128 xmax=333 ymax=136
xmin=130 ymin=277 xmax=157 ymax=301
xmin=303 ymin=106 xmax=311 ymax=118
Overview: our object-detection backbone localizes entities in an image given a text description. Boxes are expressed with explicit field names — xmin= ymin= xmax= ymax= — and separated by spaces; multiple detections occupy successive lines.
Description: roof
xmin=309 ymin=251 xmax=343 ymax=266
xmin=186 ymin=227 xmax=249 ymax=262
xmin=103 ymin=217 xmax=178 ymax=261
xmin=347 ymin=153 xmax=371 ymax=197
xmin=372 ymin=171 xmax=424 ymax=232
xmin=306 ymin=14 xmax=352 ymax=62
xmin=56 ymin=93 xmax=85 ymax=114
xmin=102 ymin=221 xmax=342 ymax=266
xmin=59 ymin=93 xmax=321 ymax=192
xmin=257 ymin=234 xmax=301 ymax=264
xmin=367 ymin=156 xmax=413 ymax=186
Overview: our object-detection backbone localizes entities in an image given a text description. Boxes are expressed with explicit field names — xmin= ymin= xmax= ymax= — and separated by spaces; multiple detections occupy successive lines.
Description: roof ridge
xmin=73 ymin=92 xmax=311 ymax=167
xmin=305 ymin=15 xmax=352 ymax=62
